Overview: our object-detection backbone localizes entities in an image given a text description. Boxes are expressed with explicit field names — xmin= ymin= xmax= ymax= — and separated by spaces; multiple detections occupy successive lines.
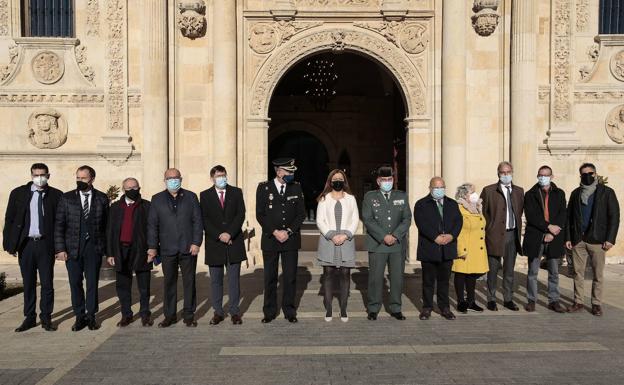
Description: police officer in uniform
xmin=361 ymin=165 xmax=412 ymax=321
xmin=256 ymin=158 xmax=306 ymax=323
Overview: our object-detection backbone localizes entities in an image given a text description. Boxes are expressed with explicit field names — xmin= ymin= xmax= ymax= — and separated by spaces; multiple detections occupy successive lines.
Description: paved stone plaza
xmin=1 ymin=255 xmax=624 ymax=385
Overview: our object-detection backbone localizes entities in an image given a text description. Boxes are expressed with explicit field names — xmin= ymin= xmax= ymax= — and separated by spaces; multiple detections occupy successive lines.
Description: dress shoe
xmin=209 ymin=313 xmax=225 ymax=325
xmin=41 ymin=320 xmax=57 ymax=331
xmin=141 ymin=316 xmax=154 ymax=327
xmin=15 ymin=318 xmax=36 ymax=332
xmin=419 ymin=308 xmax=432 ymax=320
xmin=367 ymin=312 xmax=377 ymax=321
xmin=524 ymin=301 xmax=536 ymax=312
xmin=286 ymin=315 xmax=298 ymax=323
xmin=568 ymin=302 xmax=585 ymax=312
xmin=87 ymin=319 xmax=100 ymax=330
xmin=457 ymin=301 xmax=468 ymax=314
xmin=261 ymin=316 xmax=275 ymax=324
xmin=486 ymin=301 xmax=498 ymax=311
xmin=390 ymin=312 xmax=406 ymax=320
xmin=71 ymin=318 xmax=87 ymax=332
xmin=468 ymin=302 xmax=484 ymax=312
xmin=117 ymin=316 xmax=133 ymax=327
xmin=231 ymin=314 xmax=243 ymax=325
xmin=340 ymin=316 xmax=349 ymax=323
xmin=440 ymin=308 xmax=456 ymax=320
xmin=158 ymin=317 xmax=177 ymax=328
xmin=184 ymin=318 xmax=198 ymax=327
xmin=591 ymin=305 xmax=603 ymax=316
xmin=548 ymin=302 xmax=568 ymax=313
xmin=503 ymin=301 xmax=520 ymax=311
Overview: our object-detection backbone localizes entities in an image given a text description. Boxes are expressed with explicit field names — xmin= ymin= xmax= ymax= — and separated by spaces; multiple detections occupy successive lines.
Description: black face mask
xmin=76 ymin=181 xmax=90 ymax=191
xmin=331 ymin=180 xmax=345 ymax=191
xmin=125 ymin=188 xmax=141 ymax=201
xmin=581 ymin=173 xmax=595 ymax=186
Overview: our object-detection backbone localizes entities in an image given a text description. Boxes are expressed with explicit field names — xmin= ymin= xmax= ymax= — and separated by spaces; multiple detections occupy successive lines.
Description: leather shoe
xmin=591 ymin=305 xmax=603 ymax=316
xmin=141 ymin=316 xmax=153 ymax=327
xmin=486 ymin=301 xmax=498 ymax=311
xmin=209 ymin=313 xmax=225 ymax=325
xmin=184 ymin=318 xmax=198 ymax=327
xmin=367 ymin=312 xmax=377 ymax=321
xmin=71 ymin=317 xmax=87 ymax=332
xmin=390 ymin=312 xmax=406 ymax=320
xmin=468 ymin=302 xmax=484 ymax=312
xmin=286 ymin=315 xmax=298 ymax=323
xmin=548 ymin=302 xmax=568 ymax=313
xmin=457 ymin=301 xmax=468 ymax=314
xmin=524 ymin=301 xmax=536 ymax=312
xmin=231 ymin=314 xmax=243 ymax=325
xmin=419 ymin=308 xmax=432 ymax=320
xmin=261 ymin=316 xmax=274 ymax=323
xmin=117 ymin=316 xmax=133 ymax=327
xmin=568 ymin=302 xmax=584 ymax=312
xmin=158 ymin=317 xmax=177 ymax=328
xmin=87 ymin=318 xmax=100 ymax=330
xmin=41 ymin=320 xmax=57 ymax=331
xmin=440 ymin=308 xmax=456 ymax=320
xmin=503 ymin=301 xmax=520 ymax=311
xmin=15 ymin=318 xmax=36 ymax=333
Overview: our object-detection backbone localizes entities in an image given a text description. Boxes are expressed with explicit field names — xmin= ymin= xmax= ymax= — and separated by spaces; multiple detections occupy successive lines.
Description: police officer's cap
xmin=272 ymin=158 xmax=297 ymax=172
xmin=376 ymin=165 xmax=394 ymax=178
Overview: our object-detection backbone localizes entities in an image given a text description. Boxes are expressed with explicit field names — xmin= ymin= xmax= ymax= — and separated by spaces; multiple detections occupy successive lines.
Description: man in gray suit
xmin=362 ymin=166 xmax=412 ymax=320
xmin=147 ymin=168 xmax=203 ymax=328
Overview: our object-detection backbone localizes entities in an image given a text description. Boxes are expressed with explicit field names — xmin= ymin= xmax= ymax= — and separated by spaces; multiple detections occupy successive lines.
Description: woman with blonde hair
xmin=316 ymin=169 xmax=359 ymax=322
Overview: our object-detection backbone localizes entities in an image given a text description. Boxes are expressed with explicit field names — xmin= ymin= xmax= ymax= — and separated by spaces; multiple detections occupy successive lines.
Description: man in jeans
xmin=566 ymin=163 xmax=620 ymax=316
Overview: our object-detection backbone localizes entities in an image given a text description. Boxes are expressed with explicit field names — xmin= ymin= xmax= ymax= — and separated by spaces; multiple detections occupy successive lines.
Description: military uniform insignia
xmin=269 ymin=193 xmax=274 ymax=201
xmin=393 ymin=199 xmax=405 ymax=205
xmin=287 ymin=195 xmax=298 ymax=200
xmin=372 ymin=199 xmax=380 ymax=207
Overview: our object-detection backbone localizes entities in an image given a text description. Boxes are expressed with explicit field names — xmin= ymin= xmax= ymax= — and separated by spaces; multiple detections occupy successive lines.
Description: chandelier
xmin=303 ymin=58 xmax=338 ymax=111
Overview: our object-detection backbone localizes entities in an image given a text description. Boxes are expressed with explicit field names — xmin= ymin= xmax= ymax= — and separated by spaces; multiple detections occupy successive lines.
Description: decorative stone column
xmin=510 ymin=0 xmax=537 ymax=187
xmin=441 ymin=0 xmax=466 ymax=190
xmin=142 ymin=0 xmax=169 ymax=196
xmin=213 ymin=0 xmax=238 ymax=182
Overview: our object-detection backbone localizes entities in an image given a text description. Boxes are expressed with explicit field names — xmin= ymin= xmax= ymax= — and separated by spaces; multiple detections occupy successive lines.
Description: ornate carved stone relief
xmin=0 ymin=0 xmax=8 ymax=36
xmin=0 ymin=44 xmax=19 ymax=83
xmin=471 ymin=0 xmax=500 ymax=37
xmin=354 ymin=21 xmax=428 ymax=54
xmin=75 ymin=44 xmax=95 ymax=84
xmin=31 ymin=51 xmax=64 ymax=84
xmin=609 ymin=50 xmax=624 ymax=82
xmin=86 ymin=0 xmax=100 ymax=37
xmin=579 ymin=44 xmax=599 ymax=82
xmin=295 ymin=0 xmax=380 ymax=6
xmin=575 ymin=90 xmax=624 ymax=104
xmin=575 ymin=0 xmax=589 ymax=32
xmin=248 ymin=21 xmax=323 ymax=55
xmin=106 ymin=0 xmax=128 ymax=133
xmin=552 ymin=0 xmax=571 ymax=122
xmin=177 ymin=1 xmax=207 ymax=40
xmin=605 ymin=105 xmax=624 ymax=144
xmin=0 ymin=92 xmax=104 ymax=106
xmin=27 ymin=108 xmax=68 ymax=149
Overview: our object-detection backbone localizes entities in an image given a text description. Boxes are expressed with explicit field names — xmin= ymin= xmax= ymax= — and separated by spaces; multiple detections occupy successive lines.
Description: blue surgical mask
xmin=215 ymin=176 xmax=227 ymax=189
xmin=499 ymin=175 xmax=513 ymax=185
xmin=166 ymin=178 xmax=181 ymax=192
xmin=431 ymin=187 xmax=445 ymax=200
xmin=380 ymin=181 xmax=393 ymax=192
xmin=283 ymin=174 xmax=295 ymax=183
xmin=537 ymin=175 xmax=551 ymax=187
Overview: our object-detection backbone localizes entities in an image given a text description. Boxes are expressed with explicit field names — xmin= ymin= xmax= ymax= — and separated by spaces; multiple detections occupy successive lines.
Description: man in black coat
xmin=200 ymin=165 xmax=247 ymax=325
xmin=566 ymin=163 xmax=620 ymax=316
xmin=55 ymin=165 xmax=109 ymax=331
xmin=522 ymin=166 xmax=567 ymax=313
xmin=106 ymin=177 xmax=153 ymax=327
xmin=414 ymin=177 xmax=463 ymax=321
xmin=256 ymin=158 xmax=306 ymax=323
xmin=147 ymin=168 xmax=203 ymax=327
xmin=3 ymin=163 xmax=63 ymax=332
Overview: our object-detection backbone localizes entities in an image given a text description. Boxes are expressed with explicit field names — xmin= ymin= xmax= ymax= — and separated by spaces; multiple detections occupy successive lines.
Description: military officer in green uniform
xmin=362 ymin=165 xmax=412 ymax=320
xmin=256 ymin=158 xmax=306 ymax=323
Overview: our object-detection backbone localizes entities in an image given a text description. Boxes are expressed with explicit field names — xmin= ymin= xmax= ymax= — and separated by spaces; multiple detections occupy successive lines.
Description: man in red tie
xmin=199 ymin=165 xmax=247 ymax=325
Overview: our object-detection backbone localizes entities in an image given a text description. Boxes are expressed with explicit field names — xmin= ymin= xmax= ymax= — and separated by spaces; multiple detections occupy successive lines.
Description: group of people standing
xmin=2 ymin=157 xmax=620 ymax=332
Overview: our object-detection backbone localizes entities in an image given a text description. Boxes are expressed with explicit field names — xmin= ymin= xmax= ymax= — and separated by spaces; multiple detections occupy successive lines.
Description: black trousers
xmin=454 ymin=273 xmax=482 ymax=304
xmin=263 ymin=250 xmax=298 ymax=318
xmin=18 ymin=238 xmax=54 ymax=322
xmin=66 ymin=240 xmax=101 ymax=321
xmin=161 ymin=253 xmax=197 ymax=320
xmin=421 ymin=260 xmax=453 ymax=310
xmin=322 ymin=266 xmax=350 ymax=316
xmin=116 ymin=246 xmax=151 ymax=318
xmin=209 ymin=263 xmax=241 ymax=316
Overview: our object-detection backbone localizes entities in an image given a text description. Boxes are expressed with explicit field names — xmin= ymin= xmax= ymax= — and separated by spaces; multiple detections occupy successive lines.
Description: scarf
xmin=580 ymin=180 xmax=598 ymax=205
xmin=458 ymin=198 xmax=482 ymax=215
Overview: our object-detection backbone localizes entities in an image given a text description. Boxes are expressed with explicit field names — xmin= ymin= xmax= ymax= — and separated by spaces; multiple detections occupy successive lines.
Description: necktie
xmin=83 ymin=192 xmax=90 ymax=220
xmin=219 ymin=190 xmax=225 ymax=209
xmin=544 ymin=190 xmax=550 ymax=222
xmin=280 ymin=184 xmax=285 ymax=196
xmin=383 ymin=193 xmax=389 ymax=202
xmin=505 ymin=186 xmax=515 ymax=229
xmin=436 ymin=200 xmax=443 ymax=218
xmin=37 ymin=190 xmax=44 ymax=236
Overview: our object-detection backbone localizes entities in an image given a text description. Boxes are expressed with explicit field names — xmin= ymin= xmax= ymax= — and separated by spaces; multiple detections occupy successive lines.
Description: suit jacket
xmin=480 ymin=182 xmax=524 ymax=257
xmin=147 ymin=189 xmax=203 ymax=257
xmin=414 ymin=195 xmax=463 ymax=262
xmin=566 ymin=183 xmax=620 ymax=245
xmin=522 ymin=183 xmax=567 ymax=260
xmin=255 ymin=180 xmax=306 ymax=252
xmin=361 ymin=190 xmax=412 ymax=253
xmin=54 ymin=188 xmax=109 ymax=259
xmin=106 ymin=196 xmax=152 ymax=272
xmin=3 ymin=182 xmax=63 ymax=255
xmin=200 ymin=185 xmax=247 ymax=265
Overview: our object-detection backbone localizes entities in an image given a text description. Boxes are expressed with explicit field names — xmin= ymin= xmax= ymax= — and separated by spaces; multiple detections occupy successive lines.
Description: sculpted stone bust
xmin=606 ymin=106 xmax=624 ymax=144
xmin=28 ymin=109 xmax=68 ymax=149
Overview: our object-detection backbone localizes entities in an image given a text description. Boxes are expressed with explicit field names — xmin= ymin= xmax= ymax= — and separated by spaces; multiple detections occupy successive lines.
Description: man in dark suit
xmin=480 ymin=161 xmax=524 ymax=311
xmin=3 ymin=163 xmax=63 ymax=332
xmin=414 ymin=177 xmax=463 ymax=320
xmin=106 ymin=177 xmax=153 ymax=327
xmin=200 ymin=165 xmax=247 ymax=325
xmin=55 ymin=165 xmax=109 ymax=331
xmin=147 ymin=168 xmax=203 ymax=327
xmin=256 ymin=158 xmax=306 ymax=323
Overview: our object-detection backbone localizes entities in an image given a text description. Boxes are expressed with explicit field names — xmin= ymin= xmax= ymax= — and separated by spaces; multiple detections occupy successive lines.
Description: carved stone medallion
xmin=610 ymin=50 xmax=624 ymax=82
xmin=249 ymin=24 xmax=278 ymax=54
xmin=400 ymin=24 xmax=428 ymax=54
xmin=27 ymin=109 xmax=68 ymax=149
xmin=31 ymin=51 xmax=64 ymax=84
xmin=605 ymin=105 xmax=624 ymax=144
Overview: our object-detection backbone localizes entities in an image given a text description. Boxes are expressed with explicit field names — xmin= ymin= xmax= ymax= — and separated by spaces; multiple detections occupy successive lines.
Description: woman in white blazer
xmin=316 ymin=169 xmax=359 ymax=322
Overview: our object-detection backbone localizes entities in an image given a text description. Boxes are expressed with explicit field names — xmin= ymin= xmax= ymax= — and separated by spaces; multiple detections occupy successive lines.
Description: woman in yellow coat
xmin=453 ymin=183 xmax=489 ymax=313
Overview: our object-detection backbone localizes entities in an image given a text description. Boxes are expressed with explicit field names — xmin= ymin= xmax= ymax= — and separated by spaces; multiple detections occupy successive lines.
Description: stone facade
xmin=0 ymin=0 xmax=622 ymax=264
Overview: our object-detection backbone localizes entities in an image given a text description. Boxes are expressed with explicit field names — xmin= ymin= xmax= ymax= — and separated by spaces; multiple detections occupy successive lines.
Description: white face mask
xmin=468 ymin=192 xmax=479 ymax=204
xmin=32 ymin=175 xmax=48 ymax=188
